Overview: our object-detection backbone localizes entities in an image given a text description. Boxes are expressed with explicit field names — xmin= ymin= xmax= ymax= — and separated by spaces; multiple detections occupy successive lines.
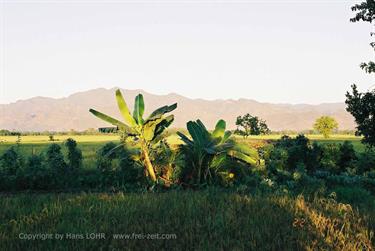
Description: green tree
xmin=350 ymin=0 xmax=375 ymax=74
xmin=346 ymin=1 xmax=375 ymax=147
xmin=313 ymin=116 xmax=338 ymax=138
xmin=89 ymin=89 xmax=176 ymax=183
xmin=45 ymin=144 xmax=67 ymax=170
xmin=346 ymin=85 xmax=375 ymax=147
xmin=235 ymin=113 xmax=270 ymax=137
xmin=65 ymin=138 xmax=82 ymax=169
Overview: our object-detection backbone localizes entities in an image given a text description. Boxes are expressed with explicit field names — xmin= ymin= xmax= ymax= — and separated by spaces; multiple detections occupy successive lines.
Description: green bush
xmin=65 ymin=138 xmax=82 ymax=169
xmin=356 ymin=149 xmax=375 ymax=174
xmin=45 ymin=143 xmax=67 ymax=171
xmin=96 ymin=142 xmax=118 ymax=171
xmin=334 ymin=186 xmax=374 ymax=206
xmin=338 ymin=141 xmax=357 ymax=172
xmin=0 ymin=147 xmax=24 ymax=174
xmin=319 ymin=144 xmax=341 ymax=173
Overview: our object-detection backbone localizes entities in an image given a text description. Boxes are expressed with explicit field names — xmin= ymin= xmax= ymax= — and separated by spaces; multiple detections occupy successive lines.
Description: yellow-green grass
xmin=0 ymin=135 xmax=119 ymax=144
xmin=0 ymin=134 xmax=366 ymax=164
xmin=0 ymin=191 xmax=373 ymax=251
xmin=168 ymin=134 xmax=366 ymax=152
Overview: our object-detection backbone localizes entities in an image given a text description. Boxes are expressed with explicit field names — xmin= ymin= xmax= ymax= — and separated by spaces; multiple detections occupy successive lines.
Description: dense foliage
xmin=235 ymin=113 xmax=270 ymax=137
xmin=177 ymin=119 xmax=259 ymax=186
xmin=350 ymin=0 xmax=375 ymax=74
xmin=346 ymin=1 xmax=375 ymax=148
xmin=0 ymin=135 xmax=374 ymax=197
xmin=313 ymin=116 xmax=338 ymax=138
xmin=346 ymin=84 xmax=375 ymax=147
xmin=89 ymin=89 xmax=176 ymax=182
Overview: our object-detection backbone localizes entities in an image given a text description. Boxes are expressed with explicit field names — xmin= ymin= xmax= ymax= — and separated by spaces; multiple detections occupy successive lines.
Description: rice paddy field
xmin=0 ymin=133 xmax=366 ymax=162
xmin=1 ymin=190 xmax=374 ymax=251
xmin=0 ymin=134 xmax=373 ymax=250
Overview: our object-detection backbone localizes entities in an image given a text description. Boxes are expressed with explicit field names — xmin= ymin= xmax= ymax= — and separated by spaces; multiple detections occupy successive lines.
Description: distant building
xmin=98 ymin=127 xmax=118 ymax=133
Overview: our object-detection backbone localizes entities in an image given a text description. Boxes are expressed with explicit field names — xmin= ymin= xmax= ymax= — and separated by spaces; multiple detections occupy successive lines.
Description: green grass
xmin=0 ymin=135 xmax=373 ymax=250
xmin=0 ymin=134 xmax=366 ymax=154
xmin=0 ymin=134 xmax=366 ymax=168
xmin=0 ymin=190 xmax=373 ymax=251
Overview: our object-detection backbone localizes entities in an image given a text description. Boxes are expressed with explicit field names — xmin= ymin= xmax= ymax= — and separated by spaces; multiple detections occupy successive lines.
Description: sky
xmin=0 ymin=0 xmax=374 ymax=104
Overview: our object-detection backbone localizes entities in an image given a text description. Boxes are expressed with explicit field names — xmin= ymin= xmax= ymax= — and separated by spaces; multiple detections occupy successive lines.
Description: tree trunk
xmin=142 ymin=148 xmax=157 ymax=182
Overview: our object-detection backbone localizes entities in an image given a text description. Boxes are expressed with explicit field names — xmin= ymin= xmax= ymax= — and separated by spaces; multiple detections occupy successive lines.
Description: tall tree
xmin=313 ymin=116 xmax=338 ymax=138
xmin=346 ymin=85 xmax=375 ymax=146
xmin=346 ymin=1 xmax=375 ymax=147
xmin=235 ymin=114 xmax=270 ymax=137
xmin=350 ymin=0 xmax=375 ymax=73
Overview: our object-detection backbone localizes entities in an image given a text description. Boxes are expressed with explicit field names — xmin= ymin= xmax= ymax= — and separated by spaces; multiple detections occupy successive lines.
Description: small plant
xmin=96 ymin=142 xmax=118 ymax=171
xmin=16 ymin=134 xmax=21 ymax=146
xmin=49 ymin=135 xmax=55 ymax=141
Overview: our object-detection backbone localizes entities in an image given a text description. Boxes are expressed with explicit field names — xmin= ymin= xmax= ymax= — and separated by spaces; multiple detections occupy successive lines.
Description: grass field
xmin=0 ymin=134 xmax=366 ymax=168
xmin=0 ymin=134 xmax=373 ymax=250
xmin=0 ymin=190 xmax=373 ymax=251
xmin=0 ymin=134 xmax=366 ymax=164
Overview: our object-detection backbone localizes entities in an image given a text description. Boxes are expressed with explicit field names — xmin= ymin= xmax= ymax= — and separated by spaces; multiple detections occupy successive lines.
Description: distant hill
xmin=0 ymin=87 xmax=355 ymax=132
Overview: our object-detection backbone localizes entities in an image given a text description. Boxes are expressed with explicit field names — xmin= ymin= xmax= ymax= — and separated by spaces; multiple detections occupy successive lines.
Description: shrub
xmin=23 ymin=154 xmax=52 ymax=190
xmin=65 ymin=138 xmax=83 ymax=169
xmin=265 ymin=135 xmax=320 ymax=174
xmin=333 ymin=186 xmax=373 ymax=205
xmin=356 ymin=149 xmax=375 ymax=174
xmin=0 ymin=147 xmax=23 ymax=174
xmin=96 ymin=142 xmax=118 ymax=171
xmin=319 ymin=144 xmax=340 ymax=173
xmin=45 ymin=143 xmax=67 ymax=171
xmin=338 ymin=141 xmax=357 ymax=172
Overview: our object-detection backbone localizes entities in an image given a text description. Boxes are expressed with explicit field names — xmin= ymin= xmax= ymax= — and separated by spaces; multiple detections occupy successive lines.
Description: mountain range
xmin=0 ymin=87 xmax=355 ymax=132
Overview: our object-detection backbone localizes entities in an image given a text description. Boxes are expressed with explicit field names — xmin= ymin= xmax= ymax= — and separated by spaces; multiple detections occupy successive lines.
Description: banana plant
xmin=177 ymin=119 xmax=259 ymax=185
xmin=89 ymin=89 xmax=177 ymax=182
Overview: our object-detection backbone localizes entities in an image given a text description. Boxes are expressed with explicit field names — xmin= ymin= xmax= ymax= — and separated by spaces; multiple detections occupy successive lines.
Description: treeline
xmin=0 ymin=128 xmax=357 ymax=137
xmin=0 ymin=129 xmax=110 ymax=136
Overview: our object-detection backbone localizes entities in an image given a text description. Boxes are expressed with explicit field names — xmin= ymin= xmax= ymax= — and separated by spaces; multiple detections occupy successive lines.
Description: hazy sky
xmin=0 ymin=0 xmax=374 ymax=104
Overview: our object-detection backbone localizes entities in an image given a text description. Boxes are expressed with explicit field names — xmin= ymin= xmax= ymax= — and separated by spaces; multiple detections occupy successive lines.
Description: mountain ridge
xmin=0 ymin=87 xmax=355 ymax=132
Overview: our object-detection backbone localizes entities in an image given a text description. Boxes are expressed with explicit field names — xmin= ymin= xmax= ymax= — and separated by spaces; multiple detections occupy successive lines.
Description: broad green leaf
xmin=146 ymin=103 xmax=177 ymax=122
xmin=143 ymin=117 xmax=162 ymax=141
xmin=187 ymin=121 xmax=206 ymax=146
xmin=115 ymin=89 xmax=136 ymax=126
xmin=212 ymin=119 xmax=226 ymax=138
xmin=154 ymin=115 xmax=174 ymax=138
xmin=233 ymin=143 xmax=259 ymax=158
xmin=204 ymin=146 xmax=216 ymax=154
xmin=228 ymin=150 xmax=258 ymax=166
xmin=133 ymin=94 xmax=145 ymax=125
xmin=177 ymin=131 xmax=193 ymax=145
xmin=89 ymin=109 xmax=136 ymax=135
xmin=220 ymin=131 xmax=232 ymax=143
